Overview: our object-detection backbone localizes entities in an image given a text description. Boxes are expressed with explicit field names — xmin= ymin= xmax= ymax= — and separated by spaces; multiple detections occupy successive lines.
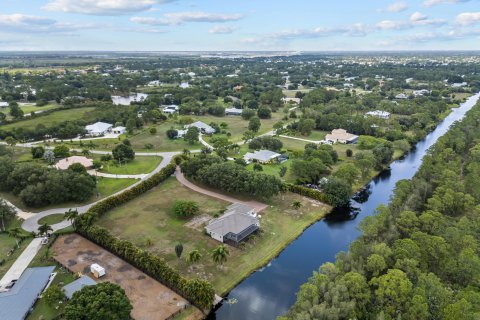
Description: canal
xmin=210 ymin=93 xmax=480 ymax=320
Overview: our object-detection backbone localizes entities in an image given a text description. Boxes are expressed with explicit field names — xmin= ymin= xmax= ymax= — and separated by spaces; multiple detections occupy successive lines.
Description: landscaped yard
xmin=96 ymin=177 xmax=137 ymax=197
xmin=38 ymin=214 xmax=65 ymax=226
xmin=1 ymin=107 xmax=96 ymax=131
xmin=98 ymin=156 xmax=162 ymax=175
xmin=0 ymin=218 xmax=32 ymax=278
xmin=97 ymin=176 xmax=330 ymax=295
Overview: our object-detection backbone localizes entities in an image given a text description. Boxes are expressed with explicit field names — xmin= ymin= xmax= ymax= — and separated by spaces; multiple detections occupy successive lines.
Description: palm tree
xmin=81 ymin=149 xmax=90 ymax=156
xmin=212 ymin=245 xmax=229 ymax=265
xmin=8 ymin=227 xmax=23 ymax=248
xmin=182 ymin=149 xmax=191 ymax=157
xmin=38 ymin=223 xmax=53 ymax=237
xmin=292 ymin=201 xmax=302 ymax=210
xmin=64 ymin=209 xmax=78 ymax=229
xmin=187 ymin=249 xmax=202 ymax=263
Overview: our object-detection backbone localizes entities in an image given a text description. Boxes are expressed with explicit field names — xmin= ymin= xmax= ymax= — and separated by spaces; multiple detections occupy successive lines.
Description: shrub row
xmin=75 ymin=163 xmax=215 ymax=311
xmin=284 ymin=183 xmax=335 ymax=206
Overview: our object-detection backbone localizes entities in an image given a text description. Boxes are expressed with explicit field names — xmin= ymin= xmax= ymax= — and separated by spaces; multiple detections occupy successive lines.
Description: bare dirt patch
xmin=184 ymin=214 xmax=212 ymax=230
xmin=52 ymin=234 xmax=197 ymax=320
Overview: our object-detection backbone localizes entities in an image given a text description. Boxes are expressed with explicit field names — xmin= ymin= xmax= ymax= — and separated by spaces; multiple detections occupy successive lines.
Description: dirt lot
xmin=52 ymin=234 xmax=195 ymax=320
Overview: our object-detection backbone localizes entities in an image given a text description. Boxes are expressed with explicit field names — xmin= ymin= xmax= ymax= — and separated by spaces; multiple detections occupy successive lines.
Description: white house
xmin=162 ymin=105 xmax=179 ymax=114
xmin=112 ymin=126 xmax=126 ymax=134
xmin=365 ymin=110 xmax=391 ymax=119
xmin=179 ymin=82 xmax=190 ymax=89
xmin=0 ymin=102 xmax=8 ymax=108
xmin=395 ymin=93 xmax=408 ymax=99
xmin=451 ymin=82 xmax=467 ymax=88
xmin=225 ymin=108 xmax=243 ymax=116
xmin=185 ymin=121 xmax=215 ymax=134
xmin=244 ymin=150 xmax=282 ymax=164
xmin=205 ymin=203 xmax=259 ymax=245
xmin=413 ymin=89 xmax=431 ymax=97
xmin=282 ymin=97 xmax=301 ymax=104
xmin=85 ymin=122 xmax=112 ymax=136
xmin=176 ymin=129 xmax=187 ymax=138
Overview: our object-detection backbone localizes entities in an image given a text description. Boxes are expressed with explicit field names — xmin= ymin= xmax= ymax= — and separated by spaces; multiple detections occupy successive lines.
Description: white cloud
xmin=410 ymin=12 xmax=428 ymax=22
xmin=423 ymin=0 xmax=472 ymax=7
xmin=209 ymin=25 xmax=238 ymax=34
xmin=0 ymin=13 xmax=93 ymax=33
xmin=387 ymin=1 xmax=409 ymax=12
xmin=43 ymin=0 xmax=176 ymax=16
xmin=376 ymin=20 xmax=409 ymax=30
xmin=455 ymin=12 xmax=480 ymax=25
xmin=131 ymin=11 xmax=244 ymax=25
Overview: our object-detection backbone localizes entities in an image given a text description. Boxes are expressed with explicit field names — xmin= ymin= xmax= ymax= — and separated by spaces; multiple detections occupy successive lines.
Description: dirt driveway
xmin=52 ymin=234 xmax=195 ymax=320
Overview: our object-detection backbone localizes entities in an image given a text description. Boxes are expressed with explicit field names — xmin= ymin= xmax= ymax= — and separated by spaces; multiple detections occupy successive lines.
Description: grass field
xmin=0 ymin=219 xmax=32 ymax=278
xmin=38 ymin=214 xmax=65 ymax=226
xmin=20 ymin=103 xmax=59 ymax=114
xmin=1 ymin=107 xmax=96 ymax=131
xmin=98 ymin=156 xmax=162 ymax=175
xmin=97 ymin=176 xmax=330 ymax=294
xmin=96 ymin=177 xmax=137 ymax=197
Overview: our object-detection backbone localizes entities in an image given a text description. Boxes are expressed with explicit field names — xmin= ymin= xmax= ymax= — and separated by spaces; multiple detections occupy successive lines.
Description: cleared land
xmin=97 ymin=177 xmax=330 ymax=294
xmin=52 ymin=234 xmax=191 ymax=320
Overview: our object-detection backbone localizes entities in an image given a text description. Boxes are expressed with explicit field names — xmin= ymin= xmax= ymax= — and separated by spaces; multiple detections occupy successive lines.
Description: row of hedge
xmin=75 ymin=163 xmax=216 ymax=311
xmin=283 ymin=183 xmax=335 ymax=206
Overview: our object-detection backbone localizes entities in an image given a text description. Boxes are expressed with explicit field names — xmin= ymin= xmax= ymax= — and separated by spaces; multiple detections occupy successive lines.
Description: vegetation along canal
xmin=210 ymin=93 xmax=480 ymax=320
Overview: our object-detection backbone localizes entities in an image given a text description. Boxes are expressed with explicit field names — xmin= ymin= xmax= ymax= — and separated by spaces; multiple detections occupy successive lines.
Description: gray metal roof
xmin=244 ymin=150 xmax=281 ymax=162
xmin=206 ymin=203 xmax=258 ymax=237
xmin=0 ymin=266 xmax=55 ymax=320
xmin=63 ymin=275 xmax=97 ymax=299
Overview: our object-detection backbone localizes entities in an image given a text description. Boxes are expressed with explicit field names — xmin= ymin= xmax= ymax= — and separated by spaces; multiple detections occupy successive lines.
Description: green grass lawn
xmin=38 ymin=214 xmax=65 ymax=226
xmin=285 ymin=130 xmax=328 ymax=141
xmin=97 ymin=176 xmax=330 ymax=294
xmin=96 ymin=177 xmax=137 ymax=197
xmin=0 ymin=218 xmax=32 ymax=278
xmin=20 ymin=103 xmax=60 ymax=114
xmin=1 ymin=107 xmax=96 ymax=131
xmin=98 ymin=156 xmax=162 ymax=175
xmin=246 ymin=159 xmax=297 ymax=183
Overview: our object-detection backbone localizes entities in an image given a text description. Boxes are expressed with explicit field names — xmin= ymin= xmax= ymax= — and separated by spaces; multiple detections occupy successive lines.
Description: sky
xmin=0 ymin=0 xmax=479 ymax=51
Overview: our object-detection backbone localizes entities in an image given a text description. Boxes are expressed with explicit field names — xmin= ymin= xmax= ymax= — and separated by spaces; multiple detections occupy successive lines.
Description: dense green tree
xmin=248 ymin=116 xmax=261 ymax=133
xmin=173 ymin=200 xmax=199 ymax=218
xmin=112 ymin=143 xmax=135 ymax=162
xmin=184 ymin=127 xmax=199 ymax=145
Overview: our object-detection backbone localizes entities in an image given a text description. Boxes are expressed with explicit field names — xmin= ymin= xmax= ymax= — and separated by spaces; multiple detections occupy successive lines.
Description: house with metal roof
xmin=85 ymin=122 xmax=113 ymax=136
xmin=225 ymin=108 xmax=243 ymax=116
xmin=185 ymin=121 xmax=216 ymax=134
xmin=325 ymin=129 xmax=359 ymax=144
xmin=63 ymin=275 xmax=97 ymax=299
xmin=0 ymin=266 xmax=55 ymax=320
xmin=205 ymin=203 xmax=259 ymax=246
xmin=365 ymin=110 xmax=391 ymax=119
xmin=243 ymin=150 xmax=282 ymax=164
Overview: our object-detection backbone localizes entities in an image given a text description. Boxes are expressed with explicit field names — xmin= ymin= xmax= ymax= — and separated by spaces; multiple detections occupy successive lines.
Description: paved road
xmin=0 ymin=238 xmax=43 ymax=290
xmin=87 ymin=170 xmax=146 ymax=180
xmin=174 ymin=167 xmax=268 ymax=213
xmin=20 ymin=152 xmax=179 ymax=233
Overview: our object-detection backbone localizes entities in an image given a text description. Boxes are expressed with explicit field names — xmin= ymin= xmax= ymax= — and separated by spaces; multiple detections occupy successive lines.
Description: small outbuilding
xmin=90 ymin=264 xmax=105 ymax=278
xmin=112 ymin=126 xmax=126 ymax=134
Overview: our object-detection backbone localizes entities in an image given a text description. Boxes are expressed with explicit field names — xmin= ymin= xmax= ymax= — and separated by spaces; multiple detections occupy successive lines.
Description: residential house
xmin=395 ymin=93 xmax=408 ymax=99
xmin=179 ymin=82 xmax=190 ymax=89
xmin=63 ymin=276 xmax=97 ymax=299
xmin=0 ymin=266 xmax=55 ymax=320
xmin=176 ymin=129 xmax=187 ymax=138
xmin=413 ymin=89 xmax=431 ymax=97
xmin=85 ymin=122 xmax=112 ymax=136
xmin=225 ymin=108 xmax=243 ymax=116
xmin=185 ymin=121 xmax=216 ymax=134
xmin=162 ymin=105 xmax=179 ymax=114
xmin=365 ymin=110 xmax=391 ymax=119
xmin=282 ymin=97 xmax=301 ymax=104
xmin=244 ymin=150 xmax=282 ymax=164
xmin=205 ymin=203 xmax=259 ymax=246
xmin=0 ymin=101 xmax=8 ymax=108
xmin=325 ymin=129 xmax=359 ymax=144
xmin=112 ymin=126 xmax=126 ymax=134
xmin=55 ymin=156 xmax=94 ymax=170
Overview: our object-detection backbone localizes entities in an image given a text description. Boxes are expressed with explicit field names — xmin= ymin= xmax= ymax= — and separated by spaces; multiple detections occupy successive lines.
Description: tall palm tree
xmin=81 ymin=149 xmax=90 ymax=156
xmin=212 ymin=245 xmax=229 ymax=265
xmin=38 ymin=223 xmax=53 ymax=237
xmin=187 ymin=249 xmax=202 ymax=264
xmin=64 ymin=209 xmax=79 ymax=229
xmin=8 ymin=227 xmax=23 ymax=248
xmin=182 ymin=149 xmax=191 ymax=157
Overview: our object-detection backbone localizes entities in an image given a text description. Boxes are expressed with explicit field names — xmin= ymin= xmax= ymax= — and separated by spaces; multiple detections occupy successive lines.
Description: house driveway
xmin=174 ymin=167 xmax=268 ymax=213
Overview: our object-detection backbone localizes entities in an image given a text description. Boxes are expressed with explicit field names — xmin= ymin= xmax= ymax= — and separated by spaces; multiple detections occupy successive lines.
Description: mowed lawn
xmin=1 ymin=107 xmax=96 ymax=131
xmin=97 ymin=176 xmax=330 ymax=294
xmin=20 ymin=103 xmax=60 ymax=114
xmin=98 ymin=156 xmax=162 ymax=175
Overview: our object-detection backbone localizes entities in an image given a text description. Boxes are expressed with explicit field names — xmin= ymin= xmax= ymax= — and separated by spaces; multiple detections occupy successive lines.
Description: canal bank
xmin=209 ymin=93 xmax=480 ymax=320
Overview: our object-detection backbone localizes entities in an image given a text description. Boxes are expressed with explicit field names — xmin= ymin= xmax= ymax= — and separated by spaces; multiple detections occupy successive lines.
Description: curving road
xmin=20 ymin=152 xmax=180 ymax=233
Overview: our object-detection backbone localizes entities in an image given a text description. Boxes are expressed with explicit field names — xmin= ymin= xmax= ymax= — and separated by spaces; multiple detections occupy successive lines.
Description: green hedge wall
xmin=284 ymin=183 xmax=335 ymax=206
xmin=75 ymin=163 xmax=215 ymax=310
